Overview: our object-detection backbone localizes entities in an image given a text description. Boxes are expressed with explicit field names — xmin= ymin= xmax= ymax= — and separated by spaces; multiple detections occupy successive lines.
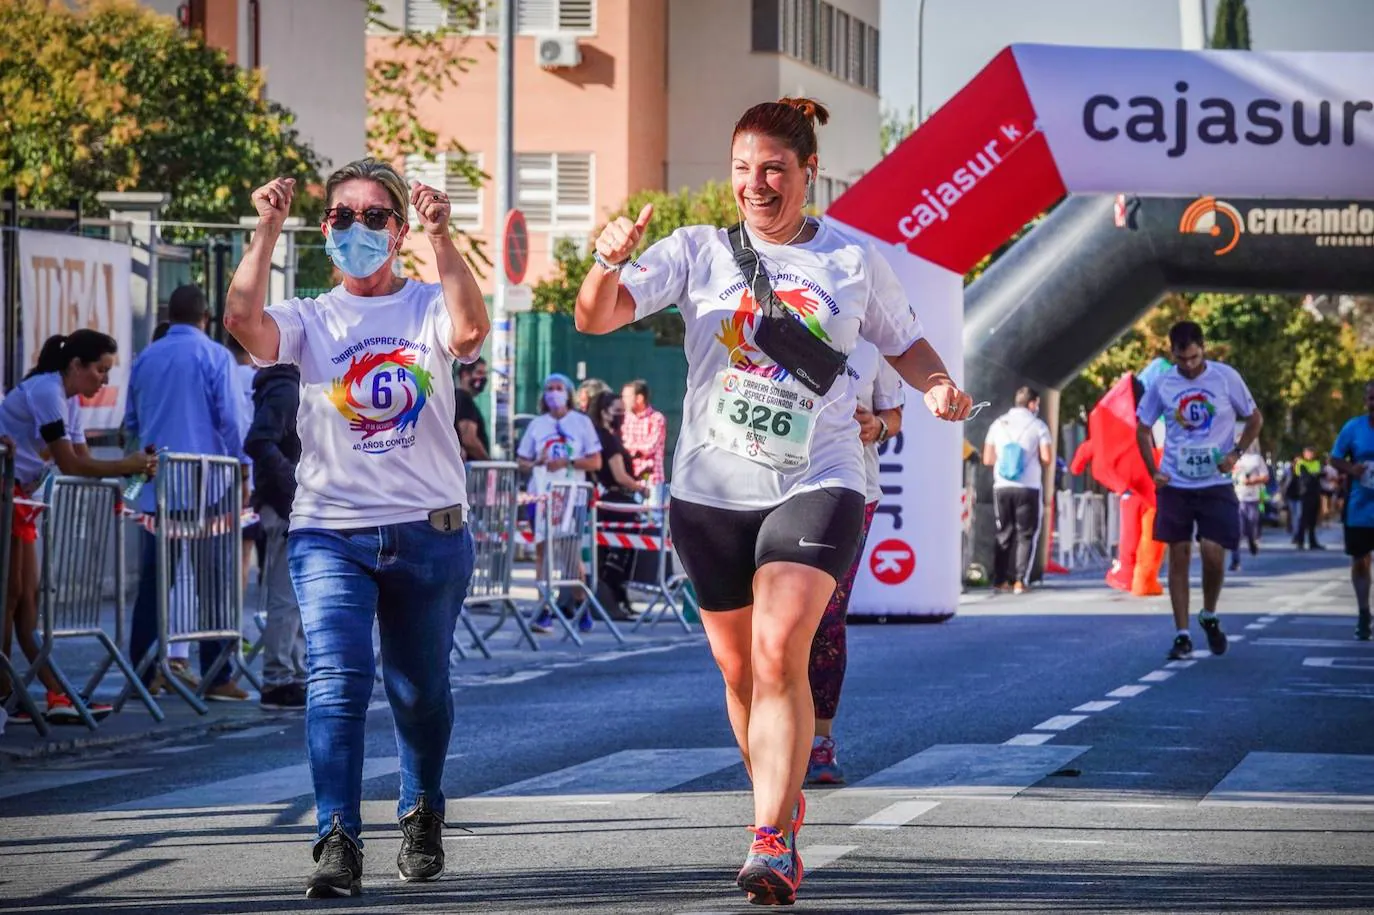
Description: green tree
xmin=1210 ymin=0 xmax=1252 ymax=49
xmin=880 ymin=106 xmax=918 ymax=156
xmin=531 ymin=182 xmax=739 ymax=344
xmin=0 ymin=0 xmax=321 ymax=227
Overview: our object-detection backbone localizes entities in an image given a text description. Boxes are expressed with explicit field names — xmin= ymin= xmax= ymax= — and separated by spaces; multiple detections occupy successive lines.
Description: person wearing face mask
xmin=0 ymin=331 xmax=157 ymax=725
xmin=454 ymin=358 xmax=489 ymax=461
xmin=588 ymin=390 xmax=651 ymax=621
xmin=224 ymin=158 xmax=489 ymax=898
xmin=574 ymin=96 xmax=972 ymax=906
xmin=517 ymin=373 xmax=603 ymax=630
xmin=982 ymin=387 xmax=1053 ymax=595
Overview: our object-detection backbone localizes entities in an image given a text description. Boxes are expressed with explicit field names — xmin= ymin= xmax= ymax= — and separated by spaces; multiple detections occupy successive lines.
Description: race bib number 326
xmin=707 ymin=371 xmax=816 ymax=472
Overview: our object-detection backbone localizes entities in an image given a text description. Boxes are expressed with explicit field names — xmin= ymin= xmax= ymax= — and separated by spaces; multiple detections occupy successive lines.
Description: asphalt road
xmin=1 ymin=538 xmax=1370 ymax=914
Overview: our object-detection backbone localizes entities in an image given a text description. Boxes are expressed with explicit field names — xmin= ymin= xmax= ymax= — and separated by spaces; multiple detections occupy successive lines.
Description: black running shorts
xmin=1154 ymin=484 xmax=1240 ymax=551
xmin=1345 ymin=524 xmax=1374 ymax=558
xmin=668 ymin=488 xmax=867 ymax=611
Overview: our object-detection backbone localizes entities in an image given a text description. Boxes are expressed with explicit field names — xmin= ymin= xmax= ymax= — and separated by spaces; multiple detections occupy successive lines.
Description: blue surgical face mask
xmin=326 ymin=222 xmax=396 ymax=279
xmin=544 ymin=389 xmax=569 ymax=411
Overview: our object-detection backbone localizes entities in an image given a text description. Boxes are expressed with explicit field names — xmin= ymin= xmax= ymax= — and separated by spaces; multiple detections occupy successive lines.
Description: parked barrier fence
xmin=459 ymin=461 xmax=522 ymax=654
xmin=0 ymin=443 xmax=49 ymax=736
xmin=592 ymin=500 xmax=696 ymax=633
xmin=1054 ymin=490 xmax=1119 ymax=571
xmin=124 ymin=453 xmax=251 ymax=715
xmin=28 ymin=476 xmax=163 ymax=729
xmin=537 ymin=482 xmax=624 ymax=647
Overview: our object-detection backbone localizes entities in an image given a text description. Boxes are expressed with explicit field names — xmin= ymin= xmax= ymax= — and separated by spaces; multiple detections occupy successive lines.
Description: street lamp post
xmin=916 ymin=0 xmax=928 ymax=124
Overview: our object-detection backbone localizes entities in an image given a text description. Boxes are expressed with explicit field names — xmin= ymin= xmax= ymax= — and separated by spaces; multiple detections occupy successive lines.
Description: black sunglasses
xmin=325 ymin=206 xmax=403 ymax=232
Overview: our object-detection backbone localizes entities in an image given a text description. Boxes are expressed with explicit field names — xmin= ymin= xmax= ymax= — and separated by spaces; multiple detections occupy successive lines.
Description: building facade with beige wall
xmin=369 ymin=0 xmax=882 ymax=290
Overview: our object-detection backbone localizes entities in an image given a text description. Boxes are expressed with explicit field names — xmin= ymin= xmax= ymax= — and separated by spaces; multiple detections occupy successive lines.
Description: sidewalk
xmin=0 ymin=565 xmax=700 ymax=764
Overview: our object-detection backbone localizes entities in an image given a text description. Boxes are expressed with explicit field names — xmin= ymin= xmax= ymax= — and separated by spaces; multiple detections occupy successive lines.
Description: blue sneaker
xmin=736 ymin=825 xmax=802 ymax=905
xmin=531 ymin=609 xmax=554 ymax=634
xmin=577 ymin=611 xmax=594 ymax=633
xmin=805 ymin=737 xmax=845 ymax=786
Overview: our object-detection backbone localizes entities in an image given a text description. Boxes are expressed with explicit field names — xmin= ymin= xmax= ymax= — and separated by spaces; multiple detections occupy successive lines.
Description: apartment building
xmin=368 ymin=0 xmax=882 ymax=289
xmin=138 ymin=0 xmax=366 ymax=172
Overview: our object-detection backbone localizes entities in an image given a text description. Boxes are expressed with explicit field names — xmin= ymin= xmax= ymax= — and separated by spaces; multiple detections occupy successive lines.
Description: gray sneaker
xmin=397 ymin=796 xmax=445 ymax=882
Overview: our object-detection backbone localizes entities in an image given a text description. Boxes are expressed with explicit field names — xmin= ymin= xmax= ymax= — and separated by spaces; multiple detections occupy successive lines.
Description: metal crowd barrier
xmin=538 ymin=481 xmax=623 ymax=647
xmin=127 ymin=453 xmax=252 ymax=714
xmin=0 ymin=443 xmax=50 ymax=735
xmin=593 ymin=501 xmax=695 ymax=633
xmin=452 ymin=461 xmax=522 ymax=657
xmin=27 ymin=477 xmax=163 ymax=729
xmin=1054 ymin=489 xmax=1116 ymax=571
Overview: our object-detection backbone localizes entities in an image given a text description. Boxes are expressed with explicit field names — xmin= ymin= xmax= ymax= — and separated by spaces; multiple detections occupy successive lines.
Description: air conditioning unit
xmin=536 ymin=34 xmax=581 ymax=69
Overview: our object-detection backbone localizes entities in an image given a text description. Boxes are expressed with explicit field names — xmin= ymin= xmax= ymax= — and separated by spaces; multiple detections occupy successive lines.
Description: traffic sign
xmin=502 ymin=209 xmax=528 ymax=286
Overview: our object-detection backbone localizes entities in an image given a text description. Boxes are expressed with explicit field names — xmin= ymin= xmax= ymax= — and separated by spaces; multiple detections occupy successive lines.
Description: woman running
xmin=806 ymin=341 xmax=904 ymax=786
xmin=0 ymin=331 xmax=157 ymax=723
xmin=575 ymin=97 xmax=971 ymax=905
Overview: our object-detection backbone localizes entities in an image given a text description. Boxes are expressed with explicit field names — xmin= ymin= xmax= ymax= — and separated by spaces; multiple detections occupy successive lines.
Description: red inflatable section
xmin=1084 ymin=374 xmax=1156 ymax=509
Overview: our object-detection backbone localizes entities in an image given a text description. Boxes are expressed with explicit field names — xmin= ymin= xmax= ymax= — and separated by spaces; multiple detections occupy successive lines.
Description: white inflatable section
xmin=826 ymin=218 xmax=965 ymax=618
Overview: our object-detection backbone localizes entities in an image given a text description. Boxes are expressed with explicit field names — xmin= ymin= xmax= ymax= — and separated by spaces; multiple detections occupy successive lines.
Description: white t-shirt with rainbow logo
xmin=260 ymin=280 xmax=468 ymax=530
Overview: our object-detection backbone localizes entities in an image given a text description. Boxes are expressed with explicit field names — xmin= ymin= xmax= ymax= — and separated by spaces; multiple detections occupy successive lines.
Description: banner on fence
xmin=18 ymin=230 xmax=133 ymax=430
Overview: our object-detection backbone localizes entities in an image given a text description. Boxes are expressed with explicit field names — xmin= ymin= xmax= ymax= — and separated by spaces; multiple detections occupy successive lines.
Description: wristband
xmin=593 ymin=251 xmax=627 ymax=273
xmin=875 ymin=417 xmax=890 ymax=445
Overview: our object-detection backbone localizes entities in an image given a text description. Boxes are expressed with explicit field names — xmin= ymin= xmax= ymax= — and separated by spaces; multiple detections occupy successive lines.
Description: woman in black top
xmin=590 ymin=392 xmax=649 ymax=619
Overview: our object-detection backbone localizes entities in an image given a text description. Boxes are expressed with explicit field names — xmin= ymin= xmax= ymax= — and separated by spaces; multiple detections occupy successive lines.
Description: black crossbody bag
xmin=727 ymin=222 xmax=847 ymax=396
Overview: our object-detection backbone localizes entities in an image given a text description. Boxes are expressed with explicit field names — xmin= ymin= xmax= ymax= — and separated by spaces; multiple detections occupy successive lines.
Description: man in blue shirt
xmin=125 ymin=285 xmax=251 ymax=700
xmin=1330 ymin=380 xmax=1374 ymax=641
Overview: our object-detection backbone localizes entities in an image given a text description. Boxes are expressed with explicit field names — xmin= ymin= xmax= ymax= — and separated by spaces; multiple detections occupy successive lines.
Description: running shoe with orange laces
xmin=736 ymin=825 xmax=803 ymax=906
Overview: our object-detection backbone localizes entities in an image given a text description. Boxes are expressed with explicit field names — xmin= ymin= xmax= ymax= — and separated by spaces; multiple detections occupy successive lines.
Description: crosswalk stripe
xmin=0 ymin=768 xmax=153 ymax=801
xmin=838 ymin=744 xmax=1089 ymax=799
xmin=472 ymin=748 xmax=740 ymax=801
xmin=1033 ymin=715 xmax=1087 ymax=731
xmin=1257 ymin=638 xmax=1374 ymax=649
xmin=109 ymin=757 xmax=400 ymax=811
xmin=853 ymin=800 xmax=940 ymax=829
xmin=798 ymin=844 xmax=858 ymax=869
xmin=1073 ymin=700 xmax=1119 ymax=713
xmin=1107 ymin=685 xmax=1150 ymax=698
xmin=1202 ymin=751 xmax=1374 ymax=809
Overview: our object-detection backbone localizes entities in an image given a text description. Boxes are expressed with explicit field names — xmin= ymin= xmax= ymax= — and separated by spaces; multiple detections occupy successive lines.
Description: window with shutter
xmin=516 ymin=153 xmax=593 ymax=228
xmin=554 ymin=154 xmax=593 ymax=227
xmin=867 ymin=25 xmax=879 ymax=91
xmin=557 ymin=0 xmax=594 ymax=31
xmin=834 ymin=11 xmax=849 ymax=81
xmin=403 ymin=0 xmax=449 ymax=32
xmin=405 ymin=153 xmax=483 ymax=230
xmin=817 ymin=3 xmax=833 ymax=74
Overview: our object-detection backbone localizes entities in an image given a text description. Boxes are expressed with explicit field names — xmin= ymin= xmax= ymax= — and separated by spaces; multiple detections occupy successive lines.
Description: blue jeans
xmin=129 ymin=530 xmax=232 ymax=688
xmin=290 ymin=520 xmax=475 ymax=844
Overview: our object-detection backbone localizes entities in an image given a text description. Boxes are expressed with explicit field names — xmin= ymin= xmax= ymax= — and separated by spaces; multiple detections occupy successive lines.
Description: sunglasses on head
xmin=325 ymin=206 xmax=402 ymax=232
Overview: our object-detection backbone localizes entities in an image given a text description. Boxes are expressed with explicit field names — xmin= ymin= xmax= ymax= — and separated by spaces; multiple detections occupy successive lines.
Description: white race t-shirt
xmin=516 ymin=410 xmax=602 ymax=494
xmin=987 ymin=407 xmax=1052 ymax=490
xmin=848 ymin=341 xmax=905 ymax=504
xmin=0 ymin=372 xmax=87 ymax=491
xmin=1136 ymin=361 xmax=1257 ymax=490
xmin=260 ymin=281 xmax=468 ymax=530
xmin=1232 ymin=452 xmax=1268 ymax=502
xmin=621 ymin=221 xmax=924 ymax=510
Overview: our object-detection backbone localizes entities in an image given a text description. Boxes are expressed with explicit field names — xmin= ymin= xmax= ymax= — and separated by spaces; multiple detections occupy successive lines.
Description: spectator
xmin=244 ymin=360 xmax=306 ymax=711
xmin=125 ymin=284 xmax=249 ymax=702
xmin=227 ymin=334 xmax=262 ymax=585
xmin=983 ymin=386 xmax=1053 ymax=594
xmin=575 ymin=377 xmax=610 ymax=414
xmin=1291 ymin=446 xmax=1325 ymax=549
xmin=0 ymin=332 xmax=156 ymax=724
xmin=620 ymin=379 xmax=668 ymax=488
xmin=454 ymin=358 xmax=489 ymax=461
xmin=589 ymin=390 xmax=650 ymax=621
xmin=517 ymin=373 xmax=602 ymax=630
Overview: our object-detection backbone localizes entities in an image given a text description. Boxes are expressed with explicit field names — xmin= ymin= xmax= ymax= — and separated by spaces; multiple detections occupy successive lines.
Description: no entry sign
xmin=503 ymin=209 xmax=528 ymax=286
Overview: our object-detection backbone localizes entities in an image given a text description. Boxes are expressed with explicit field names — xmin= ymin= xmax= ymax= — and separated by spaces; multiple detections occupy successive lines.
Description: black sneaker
xmin=306 ymin=815 xmax=362 ymax=898
xmin=1357 ymin=612 xmax=1372 ymax=642
xmin=1200 ymin=615 xmax=1228 ymax=656
xmin=260 ymin=683 xmax=307 ymax=711
xmin=1249 ymin=539 xmax=1259 ymax=556
xmin=1168 ymin=634 xmax=1194 ymax=660
xmin=397 ymin=796 xmax=445 ymax=882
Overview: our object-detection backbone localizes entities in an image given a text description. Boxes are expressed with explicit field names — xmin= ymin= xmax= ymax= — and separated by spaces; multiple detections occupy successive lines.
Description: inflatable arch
xmin=822 ymin=44 xmax=1374 ymax=619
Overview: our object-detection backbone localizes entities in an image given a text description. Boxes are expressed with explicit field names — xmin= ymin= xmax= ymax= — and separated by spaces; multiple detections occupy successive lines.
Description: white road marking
xmin=149 ymin=746 xmax=203 ymax=755
xmin=798 ymin=844 xmax=858 ymax=869
xmin=1072 ymin=700 xmax=1120 ymax=713
xmin=1139 ymin=671 xmax=1175 ymax=683
xmin=1033 ymin=715 xmax=1088 ymax=731
xmin=110 ymin=757 xmax=400 ymax=811
xmin=1203 ymin=751 xmax=1374 ymax=809
xmin=1304 ymin=657 xmax=1374 ymax=671
xmin=1004 ymin=733 xmax=1054 ymax=746
xmin=1245 ymin=624 xmax=1267 ymax=630
xmin=0 ymin=768 xmax=154 ymax=801
xmin=484 ymin=670 xmax=550 ymax=685
xmin=473 ymin=748 xmax=740 ymax=801
xmin=853 ymin=800 xmax=940 ymax=829
xmin=1257 ymin=616 xmax=1279 ymax=623
xmin=1258 ymin=638 xmax=1374 ymax=649
xmin=1106 ymin=685 xmax=1150 ymax=698
xmin=1230 ymin=635 xmax=1246 ymax=642
xmin=1164 ymin=660 xmax=1197 ymax=670
xmin=839 ymin=744 xmax=1088 ymax=799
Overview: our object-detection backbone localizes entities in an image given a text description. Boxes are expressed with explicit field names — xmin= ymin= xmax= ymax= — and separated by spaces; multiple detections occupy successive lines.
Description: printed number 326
xmin=729 ymin=399 xmax=792 ymax=436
